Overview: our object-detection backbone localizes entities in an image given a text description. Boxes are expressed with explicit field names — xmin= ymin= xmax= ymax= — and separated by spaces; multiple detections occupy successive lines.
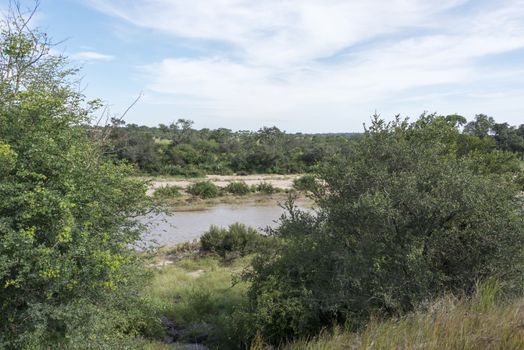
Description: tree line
xmin=102 ymin=119 xmax=358 ymax=176
xmin=100 ymin=114 xmax=524 ymax=177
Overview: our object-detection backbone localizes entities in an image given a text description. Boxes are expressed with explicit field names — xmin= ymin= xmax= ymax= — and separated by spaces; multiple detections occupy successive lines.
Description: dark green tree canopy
xmin=244 ymin=114 xmax=524 ymax=344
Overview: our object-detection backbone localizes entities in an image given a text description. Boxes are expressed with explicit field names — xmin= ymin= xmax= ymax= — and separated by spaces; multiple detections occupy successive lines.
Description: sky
xmin=12 ymin=0 xmax=524 ymax=132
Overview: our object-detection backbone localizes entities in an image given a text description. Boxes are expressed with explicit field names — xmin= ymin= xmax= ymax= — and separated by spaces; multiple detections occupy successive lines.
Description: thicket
xmin=242 ymin=114 xmax=524 ymax=345
xmin=284 ymin=280 xmax=524 ymax=350
xmin=102 ymin=113 xmax=524 ymax=178
xmin=153 ymin=185 xmax=181 ymax=198
xmin=0 ymin=4 xmax=158 ymax=348
xmin=255 ymin=182 xmax=279 ymax=194
xmin=104 ymin=120 xmax=356 ymax=176
xmin=200 ymin=223 xmax=272 ymax=259
xmin=186 ymin=181 xmax=221 ymax=198
xmin=292 ymin=174 xmax=318 ymax=192
xmin=224 ymin=181 xmax=251 ymax=195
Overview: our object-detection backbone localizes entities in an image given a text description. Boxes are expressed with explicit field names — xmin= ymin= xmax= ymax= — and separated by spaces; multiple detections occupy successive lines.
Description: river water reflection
xmin=141 ymin=203 xmax=305 ymax=246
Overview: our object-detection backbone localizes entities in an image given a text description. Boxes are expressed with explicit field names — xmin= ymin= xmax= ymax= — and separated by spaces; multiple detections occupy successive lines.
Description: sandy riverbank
xmin=145 ymin=174 xmax=301 ymax=196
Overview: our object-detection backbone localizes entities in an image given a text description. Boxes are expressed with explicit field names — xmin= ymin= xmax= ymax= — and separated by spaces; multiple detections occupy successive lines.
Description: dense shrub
xmin=243 ymin=115 xmax=524 ymax=345
xmin=292 ymin=174 xmax=318 ymax=192
xmin=187 ymin=181 xmax=221 ymax=198
xmin=153 ymin=185 xmax=181 ymax=198
xmin=517 ymin=169 xmax=524 ymax=191
xmin=158 ymin=164 xmax=206 ymax=177
xmin=255 ymin=182 xmax=277 ymax=194
xmin=200 ymin=223 xmax=268 ymax=259
xmin=225 ymin=181 xmax=251 ymax=195
xmin=0 ymin=9 xmax=156 ymax=348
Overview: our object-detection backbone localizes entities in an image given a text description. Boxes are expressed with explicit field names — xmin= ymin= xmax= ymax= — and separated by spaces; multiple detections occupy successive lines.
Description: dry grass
xmin=285 ymin=283 xmax=524 ymax=350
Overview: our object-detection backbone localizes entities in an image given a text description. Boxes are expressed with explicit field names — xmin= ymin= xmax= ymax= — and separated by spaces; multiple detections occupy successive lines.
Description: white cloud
xmin=70 ymin=51 xmax=115 ymax=62
xmin=87 ymin=0 xmax=470 ymax=66
xmin=86 ymin=0 xmax=524 ymax=130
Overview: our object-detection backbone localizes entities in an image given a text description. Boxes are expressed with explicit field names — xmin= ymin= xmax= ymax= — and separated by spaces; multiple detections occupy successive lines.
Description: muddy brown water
xmin=141 ymin=203 xmax=309 ymax=246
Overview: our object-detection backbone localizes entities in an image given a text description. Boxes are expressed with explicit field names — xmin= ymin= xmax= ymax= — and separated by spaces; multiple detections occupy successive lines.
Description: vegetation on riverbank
xmin=3 ymin=4 xmax=524 ymax=350
xmin=0 ymin=6 xmax=156 ymax=348
xmin=143 ymin=247 xmax=524 ymax=350
xmin=145 ymin=254 xmax=250 ymax=349
xmin=151 ymin=175 xmax=315 ymax=211
xmin=105 ymin=120 xmax=356 ymax=176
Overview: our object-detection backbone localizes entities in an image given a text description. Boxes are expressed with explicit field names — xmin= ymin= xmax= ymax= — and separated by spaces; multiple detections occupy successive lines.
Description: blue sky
xmin=20 ymin=0 xmax=524 ymax=132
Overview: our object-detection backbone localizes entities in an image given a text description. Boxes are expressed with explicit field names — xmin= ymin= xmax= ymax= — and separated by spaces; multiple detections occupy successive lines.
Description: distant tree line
xmin=101 ymin=119 xmax=358 ymax=176
xmin=100 ymin=114 xmax=524 ymax=176
xmin=463 ymin=114 xmax=524 ymax=157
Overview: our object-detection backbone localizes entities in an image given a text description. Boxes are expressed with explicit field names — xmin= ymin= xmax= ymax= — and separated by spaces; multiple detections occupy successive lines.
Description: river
xmin=141 ymin=203 xmax=302 ymax=246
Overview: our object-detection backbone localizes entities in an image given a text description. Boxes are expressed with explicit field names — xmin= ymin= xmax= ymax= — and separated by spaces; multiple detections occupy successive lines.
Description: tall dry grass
xmin=284 ymin=281 xmax=524 ymax=350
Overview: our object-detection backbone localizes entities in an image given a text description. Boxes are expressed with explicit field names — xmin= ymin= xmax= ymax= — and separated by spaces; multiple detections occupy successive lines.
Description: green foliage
xmin=153 ymin=185 xmax=181 ymax=198
xmin=243 ymin=114 xmax=524 ymax=345
xmin=517 ymin=169 xmax=524 ymax=191
xmin=0 ymin=7 xmax=155 ymax=348
xmin=158 ymin=164 xmax=207 ymax=177
xmin=146 ymin=256 xmax=251 ymax=349
xmin=292 ymin=174 xmax=318 ymax=192
xmin=187 ymin=181 xmax=221 ymax=198
xmin=200 ymin=223 xmax=269 ymax=259
xmin=255 ymin=182 xmax=278 ymax=194
xmin=105 ymin=121 xmax=355 ymax=176
xmin=224 ymin=181 xmax=251 ymax=195
xmin=105 ymin=112 xmax=524 ymax=177
xmin=0 ymin=142 xmax=17 ymax=176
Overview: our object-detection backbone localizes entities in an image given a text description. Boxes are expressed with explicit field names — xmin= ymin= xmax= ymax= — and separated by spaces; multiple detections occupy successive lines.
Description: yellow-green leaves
xmin=0 ymin=142 xmax=16 ymax=175
xmin=0 ymin=6 xmax=151 ymax=347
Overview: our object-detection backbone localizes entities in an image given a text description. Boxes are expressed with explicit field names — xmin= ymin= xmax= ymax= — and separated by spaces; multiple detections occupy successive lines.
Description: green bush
xmin=187 ymin=181 xmax=221 ymax=198
xmin=243 ymin=115 xmax=524 ymax=345
xmin=200 ymin=223 xmax=268 ymax=259
xmin=153 ymin=185 xmax=181 ymax=198
xmin=516 ymin=170 xmax=524 ymax=191
xmin=255 ymin=182 xmax=277 ymax=194
xmin=225 ymin=181 xmax=251 ymax=195
xmin=0 ymin=9 xmax=157 ymax=347
xmin=159 ymin=164 xmax=206 ymax=178
xmin=292 ymin=174 xmax=318 ymax=192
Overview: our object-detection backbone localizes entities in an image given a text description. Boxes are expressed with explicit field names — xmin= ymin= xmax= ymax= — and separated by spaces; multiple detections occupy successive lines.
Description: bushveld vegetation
xmin=2 ymin=3 xmax=524 ymax=350
xmin=186 ymin=181 xmax=221 ymax=199
xmin=200 ymin=223 xmax=277 ymax=260
xmin=282 ymin=281 xmax=524 ymax=350
xmin=224 ymin=181 xmax=251 ymax=195
xmin=105 ymin=120 xmax=357 ymax=176
xmin=292 ymin=174 xmax=318 ymax=193
xmin=241 ymin=115 xmax=524 ymax=345
xmin=103 ymin=113 xmax=524 ymax=178
xmin=144 ymin=237 xmax=524 ymax=349
xmin=0 ymin=3 xmax=158 ymax=348
xmin=152 ymin=185 xmax=182 ymax=199
xmin=154 ymin=179 xmax=285 ymax=202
